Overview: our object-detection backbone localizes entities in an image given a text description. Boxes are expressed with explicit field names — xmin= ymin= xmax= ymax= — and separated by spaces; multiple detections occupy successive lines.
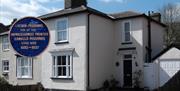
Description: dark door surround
xmin=123 ymin=60 xmax=132 ymax=87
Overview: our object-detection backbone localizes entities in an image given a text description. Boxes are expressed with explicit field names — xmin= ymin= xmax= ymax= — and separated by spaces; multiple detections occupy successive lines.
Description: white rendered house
xmin=0 ymin=0 xmax=167 ymax=91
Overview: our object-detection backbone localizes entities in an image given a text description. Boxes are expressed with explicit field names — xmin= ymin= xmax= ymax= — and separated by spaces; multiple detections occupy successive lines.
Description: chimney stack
xmin=64 ymin=0 xmax=87 ymax=9
xmin=150 ymin=12 xmax=161 ymax=22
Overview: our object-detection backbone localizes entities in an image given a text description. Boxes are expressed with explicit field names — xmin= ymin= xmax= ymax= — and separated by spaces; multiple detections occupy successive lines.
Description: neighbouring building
xmin=0 ymin=0 xmax=167 ymax=91
xmin=0 ymin=22 xmax=42 ymax=85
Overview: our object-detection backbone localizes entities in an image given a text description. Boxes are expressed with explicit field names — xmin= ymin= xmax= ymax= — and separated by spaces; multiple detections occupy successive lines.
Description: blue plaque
xmin=10 ymin=17 xmax=50 ymax=57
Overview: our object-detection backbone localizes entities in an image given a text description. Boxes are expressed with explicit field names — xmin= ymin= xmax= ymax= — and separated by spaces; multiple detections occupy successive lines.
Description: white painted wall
xmin=142 ymin=19 xmax=165 ymax=60
xmin=41 ymin=13 xmax=87 ymax=91
xmin=114 ymin=18 xmax=144 ymax=87
xmin=89 ymin=14 xmax=115 ymax=89
xmin=151 ymin=22 xmax=165 ymax=58
xmin=0 ymin=35 xmax=42 ymax=86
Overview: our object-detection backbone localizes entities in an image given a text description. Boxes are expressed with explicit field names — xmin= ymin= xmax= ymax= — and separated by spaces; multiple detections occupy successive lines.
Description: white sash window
xmin=17 ymin=57 xmax=32 ymax=78
xmin=2 ymin=60 xmax=9 ymax=73
xmin=56 ymin=18 xmax=68 ymax=42
xmin=2 ymin=35 xmax=9 ymax=51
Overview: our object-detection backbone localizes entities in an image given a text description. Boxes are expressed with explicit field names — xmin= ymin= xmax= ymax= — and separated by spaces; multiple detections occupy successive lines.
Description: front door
xmin=123 ymin=60 xmax=132 ymax=87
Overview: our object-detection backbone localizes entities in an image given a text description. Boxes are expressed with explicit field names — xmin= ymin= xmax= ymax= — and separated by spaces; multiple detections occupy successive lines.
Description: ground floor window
xmin=17 ymin=57 xmax=32 ymax=78
xmin=52 ymin=54 xmax=72 ymax=78
xmin=2 ymin=60 xmax=9 ymax=73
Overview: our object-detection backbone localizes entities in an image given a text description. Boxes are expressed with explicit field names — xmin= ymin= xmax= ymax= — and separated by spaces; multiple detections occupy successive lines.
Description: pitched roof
xmin=39 ymin=6 xmax=113 ymax=20
xmin=38 ymin=6 xmax=166 ymax=27
xmin=109 ymin=11 xmax=142 ymax=19
xmin=152 ymin=43 xmax=180 ymax=60
xmin=0 ymin=23 xmax=9 ymax=33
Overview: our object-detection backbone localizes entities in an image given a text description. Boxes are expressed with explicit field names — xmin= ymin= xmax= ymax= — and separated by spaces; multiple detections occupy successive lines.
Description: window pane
xmin=6 ymin=67 xmax=8 ymax=71
xmin=3 ymin=67 xmax=6 ymax=71
xmin=57 ymin=20 xmax=67 ymax=30
xmin=68 ymin=56 xmax=70 ymax=65
xmin=125 ymin=22 xmax=130 ymax=32
xmin=21 ymin=58 xmax=24 ymax=66
xmin=24 ymin=59 xmax=28 ymax=66
xmin=62 ymin=31 xmax=67 ymax=40
xmin=58 ymin=31 xmax=63 ymax=41
xmin=68 ymin=67 xmax=70 ymax=76
xmin=62 ymin=56 xmax=66 ymax=65
xmin=57 ymin=56 xmax=62 ymax=65
xmin=6 ymin=62 xmax=9 ymax=65
xmin=3 ymin=62 xmax=6 ymax=65
xmin=58 ymin=67 xmax=62 ymax=76
xmin=63 ymin=67 xmax=66 ymax=76
xmin=23 ymin=67 xmax=28 ymax=76
xmin=124 ymin=22 xmax=130 ymax=42
xmin=125 ymin=32 xmax=130 ymax=41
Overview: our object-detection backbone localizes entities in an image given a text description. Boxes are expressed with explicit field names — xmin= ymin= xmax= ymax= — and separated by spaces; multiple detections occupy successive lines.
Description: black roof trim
xmin=118 ymin=47 xmax=136 ymax=51
xmin=39 ymin=6 xmax=88 ymax=20
xmin=38 ymin=6 xmax=166 ymax=27
xmin=115 ymin=14 xmax=166 ymax=27
xmin=39 ymin=6 xmax=113 ymax=20
xmin=152 ymin=44 xmax=180 ymax=60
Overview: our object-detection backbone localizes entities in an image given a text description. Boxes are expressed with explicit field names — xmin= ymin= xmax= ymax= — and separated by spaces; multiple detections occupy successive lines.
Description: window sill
xmin=3 ymin=49 xmax=10 ymax=52
xmin=121 ymin=42 xmax=133 ymax=45
xmin=17 ymin=77 xmax=33 ymax=80
xmin=2 ymin=71 xmax=9 ymax=73
xmin=55 ymin=41 xmax=69 ymax=45
xmin=51 ymin=77 xmax=73 ymax=80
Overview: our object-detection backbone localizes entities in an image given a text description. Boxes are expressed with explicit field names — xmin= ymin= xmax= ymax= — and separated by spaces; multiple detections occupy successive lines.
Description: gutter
xmin=86 ymin=13 xmax=91 ymax=91
xmin=148 ymin=11 xmax=152 ymax=62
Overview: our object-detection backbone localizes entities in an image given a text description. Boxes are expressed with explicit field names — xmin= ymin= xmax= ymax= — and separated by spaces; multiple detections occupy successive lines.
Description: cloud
xmin=99 ymin=0 xmax=124 ymax=3
xmin=0 ymin=0 xmax=61 ymax=25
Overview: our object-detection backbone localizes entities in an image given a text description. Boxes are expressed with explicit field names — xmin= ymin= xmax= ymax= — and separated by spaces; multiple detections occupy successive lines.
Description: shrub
xmin=0 ymin=76 xmax=10 ymax=86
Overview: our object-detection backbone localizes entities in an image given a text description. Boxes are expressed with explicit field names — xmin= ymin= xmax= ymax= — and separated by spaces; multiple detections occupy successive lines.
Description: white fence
xmin=144 ymin=63 xmax=158 ymax=90
xmin=144 ymin=60 xmax=180 ymax=90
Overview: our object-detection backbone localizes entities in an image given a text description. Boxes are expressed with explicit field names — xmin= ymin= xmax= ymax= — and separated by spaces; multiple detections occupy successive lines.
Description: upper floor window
xmin=2 ymin=35 xmax=9 ymax=51
xmin=2 ymin=60 xmax=9 ymax=73
xmin=122 ymin=21 xmax=131 ymax=43
xmin=17 ymin=56 xmax=32 ymax=78
xmin=52 ymin=53 xmax=72 ymax=79
xmin=56 ymin=18 xmax=68 ymax=42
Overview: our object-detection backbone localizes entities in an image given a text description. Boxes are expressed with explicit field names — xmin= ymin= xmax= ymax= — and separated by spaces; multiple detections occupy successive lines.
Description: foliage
xmin=102 ymin=77 xmax=119 ymax=90
xmin=0 ymin=76 xmax=10 ymax=86
xmin=133 ymin=70 xmax=142 ymax=88
xmin=159 ymin=3 xmax=180 ymax=46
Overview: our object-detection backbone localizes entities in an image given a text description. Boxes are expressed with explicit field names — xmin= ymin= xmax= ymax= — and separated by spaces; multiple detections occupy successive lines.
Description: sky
xmin=0 ymin=0 xmax=180 ymax=25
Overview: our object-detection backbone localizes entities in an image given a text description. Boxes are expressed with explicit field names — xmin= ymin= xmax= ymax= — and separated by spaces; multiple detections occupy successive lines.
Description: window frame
xmin=55 ymin=18 xmax=69 ymax=43
xmin=2 ymin=60 xmax=9 ymax=73
xmin=16 ymin=57 xmax=33 ymax=79
xmin=122 ymin=20 xmax=132 ymax=43
xmin=2 ymin=35 xmax=10 ymax=51
xmin=52 ymin=52 xmax=72 ymax=79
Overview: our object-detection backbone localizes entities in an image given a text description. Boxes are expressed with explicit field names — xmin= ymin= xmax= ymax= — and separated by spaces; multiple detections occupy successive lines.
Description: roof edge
xmin=152 ymin=44 xmax=180 ymax=61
